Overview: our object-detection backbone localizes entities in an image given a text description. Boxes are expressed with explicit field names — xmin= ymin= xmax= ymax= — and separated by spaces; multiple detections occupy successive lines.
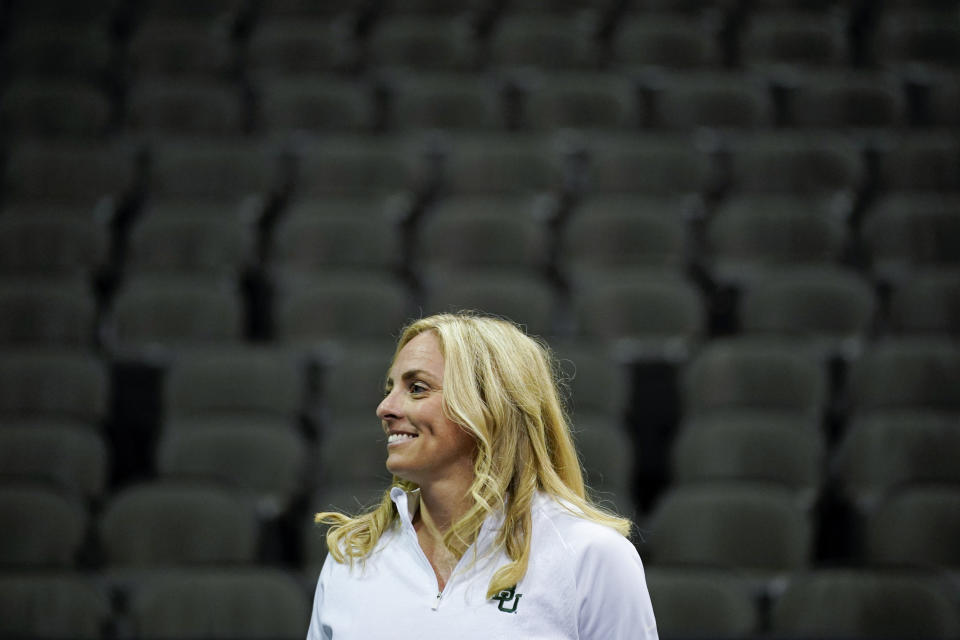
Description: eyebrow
xmin=384 ymin=368 xmax=437 ymax=390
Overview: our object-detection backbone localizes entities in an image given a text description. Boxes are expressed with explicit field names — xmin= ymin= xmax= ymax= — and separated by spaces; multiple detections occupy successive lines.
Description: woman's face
xmin=377 ymin=331 xmax=476 ymax=487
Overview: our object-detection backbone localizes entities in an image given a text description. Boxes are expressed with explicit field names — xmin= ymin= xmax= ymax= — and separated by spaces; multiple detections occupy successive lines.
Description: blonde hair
xmin=316 ymin=312 xmax=631 ymax=598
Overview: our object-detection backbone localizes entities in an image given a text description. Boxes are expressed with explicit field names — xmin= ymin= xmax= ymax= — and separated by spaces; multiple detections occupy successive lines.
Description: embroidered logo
xmin=491 ymin=585 xmax=522 ymax=613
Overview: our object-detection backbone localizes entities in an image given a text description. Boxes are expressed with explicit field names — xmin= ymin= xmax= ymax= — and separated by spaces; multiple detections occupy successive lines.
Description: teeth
xmin=388 ymin=433 xmax=417 ymax=444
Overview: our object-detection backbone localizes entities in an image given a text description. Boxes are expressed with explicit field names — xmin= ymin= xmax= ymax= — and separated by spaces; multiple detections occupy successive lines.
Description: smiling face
xmin=377 ymin=331 xmax=477 ymax=488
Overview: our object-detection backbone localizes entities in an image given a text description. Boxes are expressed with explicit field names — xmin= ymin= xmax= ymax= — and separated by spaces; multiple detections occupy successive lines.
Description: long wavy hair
xmin=316 ymin=312 xmax=631 ymax=598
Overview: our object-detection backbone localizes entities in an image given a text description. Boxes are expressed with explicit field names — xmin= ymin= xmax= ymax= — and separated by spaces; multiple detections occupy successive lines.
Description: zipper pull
xmin=431 ymin=591 xmax=441 ymax=611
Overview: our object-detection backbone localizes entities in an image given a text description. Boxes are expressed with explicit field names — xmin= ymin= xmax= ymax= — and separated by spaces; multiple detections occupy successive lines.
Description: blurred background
xmin=0 ymin=0 xmax=958 ymax=638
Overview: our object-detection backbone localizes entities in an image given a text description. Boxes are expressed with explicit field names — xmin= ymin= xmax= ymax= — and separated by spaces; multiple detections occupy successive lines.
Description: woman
xmin=308 ymin=312 xmax=657 ymax=639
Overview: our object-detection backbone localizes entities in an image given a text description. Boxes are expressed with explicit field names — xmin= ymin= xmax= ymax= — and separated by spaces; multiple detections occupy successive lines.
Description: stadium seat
xmin=0 ymin=279 xmax=97 ymax=347
xmin=646 ymin=482 xmax=812 ymax=576
xmin=644 ymin=567 xmax=760 ymax=639
xmin=834 ymin=412 xmax=960 ymax=509
xmin=124 ymin=78 xmax=247 ymax=136
xmin=488 ymin=14 xmax=597 ymax=71
xmin=387 ymin=71 xmax=503 ymax=132
xmin=0 ymin=214 xmax=108 ymax=279
xmin=575 ymin=424 xmax=636 ymax=518
xmin=579 ymin=133 xmax=714 ymax=195
xmin=99 ymin=481 xmax=260 ymax=567
xmin=611 ymin=15 xmax=722 ymax=70
xmin=704 ymin=194 xmax=847 ymax=286
xmin=0 ymin=25 xmax=113 ymax=81
xmin=0 ymin=484 xmax=88 ymax=567
xmin=771 ymin=569 xmax=960 ymax=639
xmin=290 ymin=135 xmax=420 ymax=198
xmin=0 ymin=79 xmax=112 ymax=139
xmin=438 ymin=133 xmax=565 ymax=196
xmin=874 ymin=133 xmax=960 ymax=193
xmin=254 ymin=76 xmax=373 ymax=134
xmin=887 ymin=269 xmax=960 ymax=337
xmin=651 ymin=71 xmax=773 ymax=131
xmin=522 ymin=71 xmax=637 ymax=131
xmin=861 ymin=195 xmax=960 ymax=280
xmin=681 ymin=338 xmax=827 ymax=419
xmin=366 ymin=16 xmax=477 ymax=72
xmin=0 ymin=572 xmax=111 ymax=640
xmin=126 ymin=20 xmax=235 ymax=78
xmin=783 ymin=70 xmax=906 ymax=129
xmin=129 ymin=568 xmax=310 ymax=640
xmin=247 ymin=19 xmax=352 ymax=76
xmin=552 ymin=340 xmax=630 ymax=429
xmin=865 ymin=484 xmax=960 ymax=570
xmin=872 ymin=9 xmax=960 ymax=70
xmin=0 ymin=426 xmax=109 ymax=501
xmin=318 ymin=425 xmax=392 ymax=486
xmin=740 ymin=11 xmax=849 ymax=70
xmin=0 ymin=350 xmax=108 ymax=429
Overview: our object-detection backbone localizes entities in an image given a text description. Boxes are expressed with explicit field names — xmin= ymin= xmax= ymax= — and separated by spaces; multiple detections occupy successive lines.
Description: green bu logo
xmin=491 ymin=585 xmax=522 ymax=613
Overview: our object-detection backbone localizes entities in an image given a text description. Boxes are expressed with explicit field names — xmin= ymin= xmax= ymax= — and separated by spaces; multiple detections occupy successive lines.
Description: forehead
xmin=388 ymin=331 xmax=445 ymax=379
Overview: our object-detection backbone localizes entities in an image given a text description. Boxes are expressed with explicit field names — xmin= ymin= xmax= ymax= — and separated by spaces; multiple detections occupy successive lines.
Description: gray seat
xmin=318 ymin=425 xmax=392 ymax=486
xmin=580 ymin=133 xmax=714 ymax=196
xmin=0 ymin=79 xmax=112 ymax=139
xmin=255 ymin=76 xmax=372 ymax=134
xmin=0 ymin=572 xmax=111 ymax=639
xmin=488 ymin=14 xmax=596 ymax=70
xmin=0 ymin=279 xmax=96 ymax=347
xmin=872 ymin=9 xmax=960 ymax=71
xmin=740 ymin=11 xmax=848 ymax=70
xmin=0 ymin=484 xmax=88 ymax=567
xmin=612 ymin=15 xmax=721 ymax=70
xmin=574 ymin=423 xmax=636 ymax=519
xmin=785 ymin=70 xmax=906 ymax=129
xmin=772 ymin=569 xmax=960 ymax=639
xmin=652 ymin=71 xmax=773 ymax=131
xmin=0 ymin=426 xmax=109 ymax=501
xmin=888 ymin=269 xmax=960 ymax=337
xmin=270 ymin=212 xmax=400 ymax=276
xmin=367 ymin=16 xmax=476 ymax=72
xmin=866 ymin=484 xmax=960 ymax=570
xmin=440 ymin=133 xmax=564 ymax=196
xmin=125 ymin=78 xmax=246 ymax=136
xmin=647 ymin=483 xmax=812 ymax=576
xmin=127 ymin=20 xmax=234 ymax=78
xmin=99 ymin=481 xmax=259 ymax=567
xmin=875 ymin=133 xmax=960 ymax=193
xmin=644 ymin=567 xmax=760 ymax=639
xmin=130 ymin=568 xmax=310 ymax=640
xmin=247 ymin=19 xmax=351 ymax=76
xmin=388 ymin=72 xmax=502 ymax=132
xmin=0 ymin=350 xmax=108 ymax=429
xmin=522 ymin=72 xmax=637 ymax=131
xmin=291 ymin=135 xmax=419 ymax=198
xmin=0 ymin=214 xmax=108 ymax=279
xmin=834 ymin=412 xmax=960 ymax=510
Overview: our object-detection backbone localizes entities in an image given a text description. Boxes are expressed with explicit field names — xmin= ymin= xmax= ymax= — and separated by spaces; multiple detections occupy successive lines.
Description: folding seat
xmin=681 ymin=338 xmax=827 ymax=419
xmin=99 ymin=481 xmax=260 ymax=567
xmin=522 ymin=72 xmax=637 ymax=131
xmin=0 ymin=572 xmax=111 ymax=640
xmin=147 ymin=138 xmax=283 ymax=204
xmin=291 ymin=135 xmax=420 ymax=198
xmin=126 ymin=20 xmax=236 ymax=79
xmin=269 ymin=209 xmax=400 ymax=276
xmin=163 ymin=346 xmax=307 ymax=424
xmin=0 ymin=80 xmax=112 ymax=139
xmin=865 ymin=484 xmax=960 ymax=570
xmin=847 ymin=339 xmax=960 ymax=416
xmin=102 ymin=276 xmax=245 ymax=355
xmin=124 ymin=78 xmax=246 ymax=136
xmin=727 ymin=132 xmax=864 ymax=196
xmin=705 ymin=195 xmax=847 ymax=286
xmin=644 ymin=568 xmax=760 ymax=639
xmin=0 ymin=351 xmax=108 ymax=429
xmin=439 ymin=133 xmax=565 ymax=196
xmin=672 ymin=414 xmax=826 ymax=502
xmin=0 ymin=279 xmax=96 ymax=347
xmin=552 ymin=341 xmax=630 ymax=429
xmin=646 ymin=483 xmax=812 ymax=575
xmin=416 ymin=197 xmax=549 ymax=272
xmin=0 ymin=484 xmax=88 ymax=567
xmin=0 ymin=214 xmax=108 ymax=279
xmin=740 ymin=11 xmax=849 ymax=70
xmin=0 ymin=426 xmax=109 ymax=501
xmin=488 ymin=14 xmax=598 ymax=71
xmin=125 ymin=206 xmax=257 ymax=278
xmin=1 ymin=139 xmax=139 ymax=209
xmin=772 ymin=569 xmax=960 ymax=639
xmin=926 ymin=70 xmax=960 ymax=126
xmin=887 ymin=269 xmax=960 ymax=337
xmin=872 ymin=10 xmax=960 ymax=70
xmin=388 ymin=72 xmax=503 ymax=131
xmin=651 ymin=71 xmax=773 ymax=131
xmin=834 ymin=413 xmax=960 ymax=510
xmin=559 ymin=195 xmax=689 ymax=284
xmin=784 ymin=70 xmax=906 ymax=129
xmin=318 ymin=342 xmax=392 ymax=428
xmin=422 ymin=271 xmax=560 ymax=338
xmin=580 ymin=133 xmax=714 ymax=195
xmin=366 ymin=16 xmax=477 ymax=72
xmin=611 ymin=15 xmax=722 ymax=70
xmin=575 ymin=425 xmax=636 ymax=518
xmin=254 ymin=76 xmax=372 ymax=134
xmin=0 ymin=24 xmax=114 ymax=82
xmin=130 ymin=568 xmax=310 ymax=640
xmin=247 ymin=19 xmax=352 ymax=76
xmin=273 ymin=273 xmax=413 ymax=347
xmin=874 ymin=133 xmax=960 ymax=193
xmin=861 ymin=194 xmax=960 ymax=281
xmin=571 ymin=273 xmax=706 ymax=361
xmin=318 ymin=426 xmax=392 ymax=486
xmin=156 ymin=424 xmax=308 ymax=518
xmin=738 ymin=267 xmax=877 ymax=358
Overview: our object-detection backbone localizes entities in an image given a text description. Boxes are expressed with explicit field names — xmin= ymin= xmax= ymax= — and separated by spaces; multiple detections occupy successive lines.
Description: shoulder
xmin=531 ymin=493 xmax=639 ymax=566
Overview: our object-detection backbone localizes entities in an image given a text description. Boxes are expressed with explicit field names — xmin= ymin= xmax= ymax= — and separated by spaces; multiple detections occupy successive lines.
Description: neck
xmin=416 ymin=474 xmax=474 ymax=537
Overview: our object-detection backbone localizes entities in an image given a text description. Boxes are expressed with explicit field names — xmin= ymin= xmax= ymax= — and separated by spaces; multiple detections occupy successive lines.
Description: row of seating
xmin=4 ymin=564 xmax=958 ymax=640
xmin=4 ymin=67 xmax=959 ymax=141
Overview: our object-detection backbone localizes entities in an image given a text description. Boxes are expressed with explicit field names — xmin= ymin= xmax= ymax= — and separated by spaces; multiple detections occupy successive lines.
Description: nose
xmin=376 ymin=388 xmax=401 ymax=422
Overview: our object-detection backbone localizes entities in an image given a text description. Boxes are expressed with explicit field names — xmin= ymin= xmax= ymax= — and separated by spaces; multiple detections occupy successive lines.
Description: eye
xmin=409 ymin=381 xmax=429 ymax=395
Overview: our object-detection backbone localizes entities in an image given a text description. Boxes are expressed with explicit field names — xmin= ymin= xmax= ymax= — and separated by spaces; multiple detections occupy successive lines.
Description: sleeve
xmin=306 ymin=556 xmax=333 ymax=640
xmin=575 ymin=531 xmax=659 ymax=640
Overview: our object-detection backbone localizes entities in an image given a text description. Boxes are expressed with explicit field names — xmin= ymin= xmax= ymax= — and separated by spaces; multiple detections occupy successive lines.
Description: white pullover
xmin=307 ymin=487 xmax=658 ymax=640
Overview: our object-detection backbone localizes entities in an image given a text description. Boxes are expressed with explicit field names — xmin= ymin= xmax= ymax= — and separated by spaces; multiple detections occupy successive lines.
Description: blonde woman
xmin=308 ymin=312 xmax=657 ymax=639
